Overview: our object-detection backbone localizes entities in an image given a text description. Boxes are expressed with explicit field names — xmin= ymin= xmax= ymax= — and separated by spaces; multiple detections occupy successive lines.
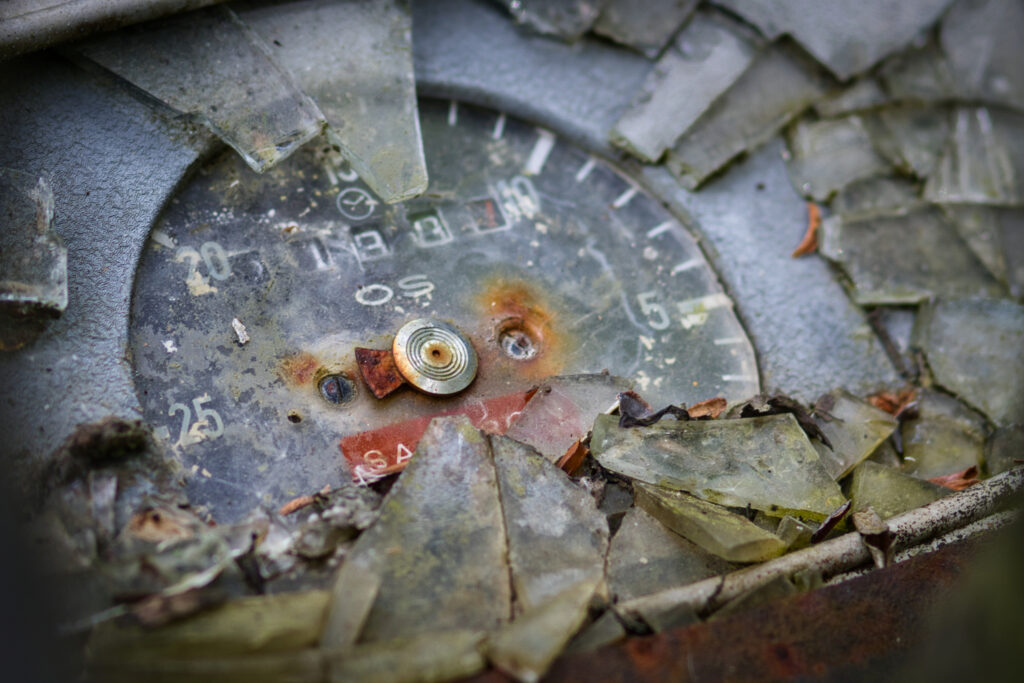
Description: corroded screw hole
xmin=287 ymin=410 xmax=303 ymax=423
xmin=497 ymin=319 xmax=538 ymax=361
xmin=318 ymin=373 xmax=356 ymax=405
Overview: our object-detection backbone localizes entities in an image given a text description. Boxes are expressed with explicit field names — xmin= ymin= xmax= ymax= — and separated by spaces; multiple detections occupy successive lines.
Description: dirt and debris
xmin=737 ymin=393 xmax=832 ymax=449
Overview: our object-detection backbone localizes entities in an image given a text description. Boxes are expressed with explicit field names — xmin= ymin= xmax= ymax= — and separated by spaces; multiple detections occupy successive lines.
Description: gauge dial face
xmin=130 ymin=99 xmax=757 ymax=519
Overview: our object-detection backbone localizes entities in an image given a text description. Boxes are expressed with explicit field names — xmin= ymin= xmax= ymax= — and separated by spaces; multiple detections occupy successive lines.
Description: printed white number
xmin=637 ymin=291 xmax=671 ymax=331
xmin=176 ymin=241 xmax=231 ymax=283
xmin=352 ymin=228 xmax=389 ymax=262
xmin=494 ymin=175 xmax=541 ymax=222
xmin=199 ymin=241 xmax=232 ymax=280
xmin=411 ymin=212 xmax=452 ymax=247
xmin=168 ymin=395 xmax=225 ymax=446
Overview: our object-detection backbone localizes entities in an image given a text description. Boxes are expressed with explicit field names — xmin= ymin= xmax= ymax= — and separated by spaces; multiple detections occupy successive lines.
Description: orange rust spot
xmin=355 ymin=347 xmax=407 ymax=399
xmin=474 ymin=276 xmax=568 ymax=379
xmin=279 ymin=351 xmax=320 ymax=386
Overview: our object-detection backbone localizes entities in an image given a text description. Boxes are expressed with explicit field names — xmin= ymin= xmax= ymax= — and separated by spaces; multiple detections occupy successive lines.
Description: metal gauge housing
xmin=130 ymin=99 xmax=757 ymax=519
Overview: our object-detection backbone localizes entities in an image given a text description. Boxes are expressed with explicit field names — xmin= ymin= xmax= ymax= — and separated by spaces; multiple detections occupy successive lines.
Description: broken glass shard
xmin=924 ymin=107 xmax=1024 ymax=206
xmin=500 ymin=0 xmax=603 ymax=40
xmin=985 ymin=425 xmax=1024 ymax=476
xmin=940 ymin=0 xmax=1024 ymax=113
xmin=606 ymin=506 xmax=736 ymax=602
xmin=486 ymin=582 xmax=596 ymax=683
xmin=611 ymin=10 xmax=760 ymax=162
xmin=877 ymin=38 xmax=960 ymax=103
xmin=565 ymin=610 xmax=625 ymax=653
xmin=712 ymin=574 xmax=798 ymax=619
xmin=863 ymin=105 xmax=952 ymax=179
xmin=0 ymin=168 xmax=66 ymax=349
xmin=593 ymin=0 xmax=699 ymax=57
xmin=712 ymin=0 xmax=956 ymax=80
xmin=849 ymin=461 xmax=947 ymax=519
xmin=776 ymin=515 xmax=814 ymax=550
xmin=914 ymin=298 xmax=1024 ymax=426
xmin=941 ymin=205 xmax=1010 ymax=284
xmin=666 ymin=44 xmax=833 ymax=190
xmin=819 ymin=206 xmax=1005 ymax=305
xmin=591 ymin=413 xmax=846 ymax=521
xmin=900 ymin=388 xmax=987 ymax=479
xmin=327 ymin=630 xmax=485 ymax=683
xmin=784 ymin=115 xmax=890 ymax=201
xmin=239 ymin=0 xmax=427 ymax=203
xmin=830 ymin=176 xmax=921 ymax=220
xmin=814 ymin=78 xmax=888 ymax=118
xmin=504 ymin=374 xmax=628 ymax=464
xmin=636 ymin=483 xmax=788 ymax=563
xmin=811 ymin=389 xmax=899 ymax=480
xmin=335 ymin=417 xmax=510 ymax=643
xmin=76 ymin=6 xmax=325 ymax=173
xmin=87 ymin=590 xmax=330 ymax=660
xmin=490 ymin=436 xmax=607 ymax=612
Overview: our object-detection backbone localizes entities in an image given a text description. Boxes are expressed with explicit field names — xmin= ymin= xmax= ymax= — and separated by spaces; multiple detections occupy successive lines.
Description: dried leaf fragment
xmin=617 ymin=390 xmax=689 ymax=428
xmin=688 ymin=397 xmax=727 ymax=419
xmin=792 ymin=203 xmax=821 ymax=257
xmin=928 ymin=465 xmax=981 ymax=491
xmin=867 ymin=388 xmax=917 ymax=416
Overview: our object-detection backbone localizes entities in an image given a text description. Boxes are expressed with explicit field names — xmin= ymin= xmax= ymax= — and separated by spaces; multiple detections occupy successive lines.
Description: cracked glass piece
xmin=878 ymin=38 xmax=960 ymax=103
xmin=486 ymin=581 xmax=596 ymax=683
xmin=712 ymin=0 xmax=955 ymax=80
xmin=776 ymin=515 xmax=814 ymax=550
xmin=811 ymin=389 xmax=899 ymax=480
xmin=593 ymin=0 xmax=699 ymax=57
xmin=986 ymin=425 xmax=1024 ymax=476
xmin=635 ymin=483 xmax=788 ymax=562
xmin=814 ymin=78 xmax=888 ymax=118
xmin=504 ymin=374 xmax=628 ymax=464
xmin=940 ymin=0 xmax=1024 ymax=113
xmin=490 ymin=436 xmax=607 ymax=611
xmin=849 ymin=461 xmax=947 ymax=519
xmin=565 ymin=610 xmax=625 ymax=653
xmin=0 ymin=168 xmax=66 ymax=349
xmin=611 ymin=10 xmax=760 ymax=162
xmin=830 ymin=176 xmax=922 ymax=219
xmin=900 ymin=388 xmax=987 ymax=479
xmin=239 ymin=0 xmax=427 ymax=203
xmin=76 ymin=6 xmax=324 ymax=173
xmin=863 ymin=105 xmax=952 ymax=179
xmin=327 ymin=630 xmax=485 ymax=683
xmin=869 ymin=440 xmax=904 ymax=469
xmin=914 ymin=299 xmax=1024 ymax=426
xmin=712 ymin=575 xmax=799 ymax=619
xmin=784 ymin=115 xmax=891 ymax=201
xmin=943 ymin=205 xmax=1010 ymax=284
xmin=924 ymin=107 xmax=1024 ymax=206
xmin=819 ymin=206 xmax=1005 ymax=305
xmin=87 ymin=591 xmax=330 ymax=661
xmin=606 ymin=506 xmax=736 ymax=602
xmin=666 ymin=44 xmax=833 ymax=190
xmin=338 ymin=417 xmax=511 ymax=643
xmin=591 ymin=413 xmax=846 ymax=521
xmin=499 ymin=0 xmax=604 ymax=40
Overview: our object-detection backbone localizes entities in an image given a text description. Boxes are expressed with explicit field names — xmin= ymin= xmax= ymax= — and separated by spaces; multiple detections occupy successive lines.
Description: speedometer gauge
xmin=130 ymin=99 xmax=757 ymax=520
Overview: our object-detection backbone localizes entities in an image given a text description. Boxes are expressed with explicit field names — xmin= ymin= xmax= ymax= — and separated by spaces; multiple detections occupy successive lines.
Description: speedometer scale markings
xmin=130 ymin=100 xmax=757 ymax=519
